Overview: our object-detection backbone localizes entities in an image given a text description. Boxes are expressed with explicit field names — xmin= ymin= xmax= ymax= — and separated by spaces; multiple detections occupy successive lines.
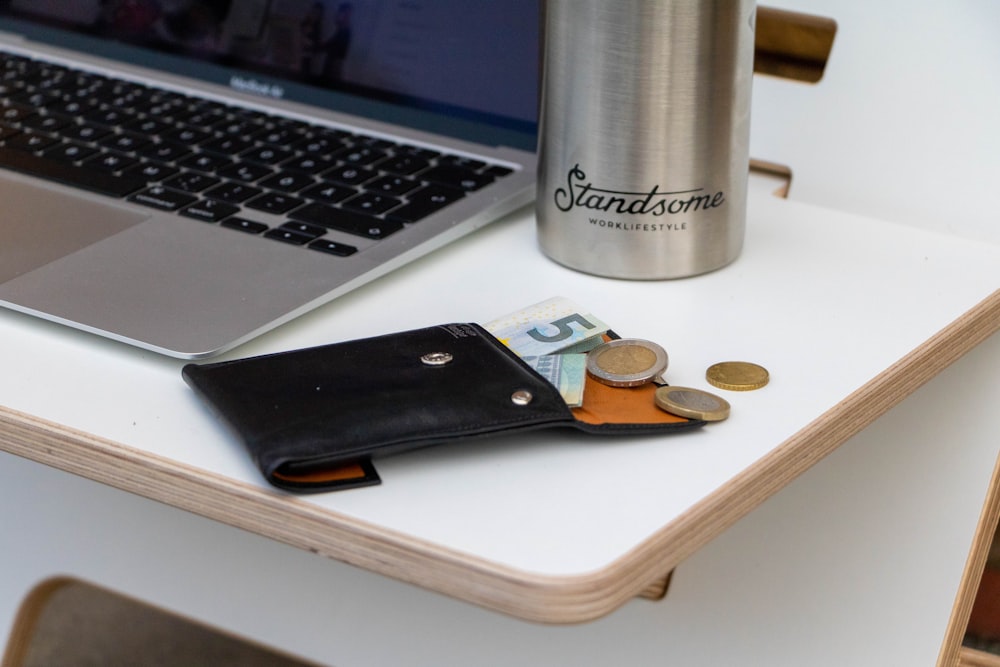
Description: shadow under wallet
xmin=182 ymin=323 xmax=703 ymax=493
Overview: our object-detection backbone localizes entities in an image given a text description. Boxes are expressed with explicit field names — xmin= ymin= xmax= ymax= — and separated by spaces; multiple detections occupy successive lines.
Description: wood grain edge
xmin=595 ymin=289 xmax=1000 ymax=618
xmin=960 ymin=647 xmax=1000 ymax=667
xmin=939 ymin=453 xmax=1000 ymax=666
xmin=1 ymin=578 xmax=327 ymax=667
xmin=1 ymin=577 xmax=74 ymax=667
xmin=2 ymin=290 xmax=997 ymax=625
xmin=0 ymin=409 xmax=638 ymax=623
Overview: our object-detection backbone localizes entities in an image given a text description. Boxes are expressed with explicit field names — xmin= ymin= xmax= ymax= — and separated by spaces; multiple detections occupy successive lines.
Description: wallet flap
xmin=183 ymin=324 xmax=575 ymax=487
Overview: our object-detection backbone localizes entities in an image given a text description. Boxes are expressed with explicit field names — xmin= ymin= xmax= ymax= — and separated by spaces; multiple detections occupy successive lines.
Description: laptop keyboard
xmin=0 ymin=50 xmax=514 ymax=257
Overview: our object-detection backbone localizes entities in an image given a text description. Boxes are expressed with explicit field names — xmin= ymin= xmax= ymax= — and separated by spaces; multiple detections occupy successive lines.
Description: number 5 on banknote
xmin=527 ymin=313 xmax=597 ymax=343
xmin=483 ymin=296 xmax=610 ymax=357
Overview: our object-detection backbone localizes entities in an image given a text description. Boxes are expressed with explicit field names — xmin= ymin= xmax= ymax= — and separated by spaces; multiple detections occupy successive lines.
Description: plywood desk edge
xmin=2 ymin=289 xmax=998 ymax=625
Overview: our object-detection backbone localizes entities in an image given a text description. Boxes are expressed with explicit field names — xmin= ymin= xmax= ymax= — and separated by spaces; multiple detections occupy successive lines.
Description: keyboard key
xmin=47 ymin=98 xmax=98 ymax=117
xmin=123 ymin=116 xmax=170 ymax=136
xmin=240 ymin=145 xmax=293 ymax=165
xmin=145 ymin=89 xmax=189 ymax=108
xmin=300 ymin=181 xmax=357 ymax=204
xmin=342 ymin=191 xmax=402 ymax=215
xmin=439 ymin=155 xmax=487 ymax=170
xmin=45 ymin=141 xmax=98 ymax=163
xmin=253 ymin=126 xmax=304 ymax=146
xmin=231 ymin=107 xmax=271 ymax=125
xmin=5 ymin=131 xmax=58 ymax=152
xmin=419 ymin=164 xmax=494 ymax=191
xmin=330 ymin=145 xmax=387 ymax=166
xmin=96 ymin=89 xmax=144 ymax=112
xmin=84 ymin=151 xmax=139 ymax=172
xmin=99 ymin=132 xmax=150 ymax=153
xmin=125 ymin=161 xmax=179 ymax=183
xmin=201 ymin=135 xmax=255 ymax=155
xmin=9 ymin=89 xmax=61 ymax=109
xmin=281 ymin=154 xmax=335 ymax=175
xmin=289 ymin=202 xmax=402 ymax=239
xmin=272 ymin=117 xmax=314 ymax=134
xmin=129 ymin=186 xmax=197 ymax=211
xmin=180 ymin=199 xmax=240 ymax=222
xmin=178 ymin=152 xmax=233 ymax=173
xmin=218 ymin=161 xmax=273 ymax=183
xmin=221 ymin=217 xmax=269 ymax=234
xmin=0 ymin=103 xmax=34 ymax=124
xmin=204 ymin=181 xmax=262 ymax=203
xmin=0 ymin=145 xmax=146 ymax=197
xmin=164 ymin=171 xmax=221 ymax=193
xmin=258 ymin=171 xmax=315 ymax=193
xmin=135 ymin=141 xmax=190 ymax=162
xmin=294 ymin=134 xmax=346 ymax=155
xmin=164 ymin=126 xmax=213 ymax=145
xmin=84 ymin=107 xmax=132 ymax=127
xmin=378 ymin=154 xmax=429 ymax=176
xmin=485 ymin=164 xmax=515 ymax=178
xmin=175 ymin=108 xmax=225 ymax=128
xmin=246 ymin=191 xmax=304 ymax=214
xmin=367 ymin=174 xmax=420 ymax=196
xmin=322 ymin=164 xmax=374 ymax=186
xmin=138 ymin=102 xmax=180 ymax=122
xmin=264 ymin=226 xmax=315 ymax=246
xmin=61 ymin=122 xmax=111 ymax=143
xmin=353 ymin=136 xmax=396 ymax=150
xmin=308 ymin=238 xmax=358 ymax=256
xmin=186 ymin=99 xmax=230 ymax=120
xmin=313 ymin=127 xmax=354 ymax=143
xmin=386 ymin=183 xmax=464 ymax=223
xmin=277 ymin=221 xmax=326 ymax=239
xmin=397 ymin=145 xmax=442 ymax=160
xmin=216 ymin=118 xmax=260 ymax=136
xmin=20 ymin=113 xmax=71 ymax=133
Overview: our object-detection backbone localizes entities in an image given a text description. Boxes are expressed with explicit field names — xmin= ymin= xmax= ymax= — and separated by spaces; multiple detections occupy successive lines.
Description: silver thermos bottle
xmin=536 ymin=1 xmax=756 ymax=279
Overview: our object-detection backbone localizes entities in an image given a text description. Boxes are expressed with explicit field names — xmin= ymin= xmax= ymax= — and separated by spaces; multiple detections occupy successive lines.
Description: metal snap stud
xmin=511 ymin=390 xmax=533 ymax=406
xmin=421 ymin=352 xmax=453 ymax=366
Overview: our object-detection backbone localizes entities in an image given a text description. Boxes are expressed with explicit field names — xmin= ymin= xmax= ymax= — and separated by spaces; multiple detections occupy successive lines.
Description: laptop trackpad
xmin=0 ymin=176 xmax=147 ymax=284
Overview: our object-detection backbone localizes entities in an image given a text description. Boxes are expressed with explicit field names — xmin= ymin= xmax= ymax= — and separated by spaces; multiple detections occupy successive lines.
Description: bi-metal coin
xmin=654 ymin=386 xmax=731 ymax=422
xmin=705 ymin=361 xmax=770 ymax=391
xmin=586 ymin=338 xmax=668 ymax=387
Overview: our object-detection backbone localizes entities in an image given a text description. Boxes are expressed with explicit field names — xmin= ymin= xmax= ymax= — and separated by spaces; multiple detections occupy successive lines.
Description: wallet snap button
xmin=421 ymin=352 xmax=453 ymax=366
xmin=511 ymin=390 xmax=533 ymax=406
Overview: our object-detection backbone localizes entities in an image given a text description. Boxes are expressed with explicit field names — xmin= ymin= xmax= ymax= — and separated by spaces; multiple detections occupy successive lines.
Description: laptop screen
xmin=0 ymin=1 xmax=540 ymax=150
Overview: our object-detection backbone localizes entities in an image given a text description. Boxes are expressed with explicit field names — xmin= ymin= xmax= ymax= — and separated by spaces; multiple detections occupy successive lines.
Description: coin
xmin=705 ymin=361 xmax=770 ymax=391
xmin=654 ymin=386 xmax=731 ymax=421
xmin=586 ymin=338 xmax=668 ymax=387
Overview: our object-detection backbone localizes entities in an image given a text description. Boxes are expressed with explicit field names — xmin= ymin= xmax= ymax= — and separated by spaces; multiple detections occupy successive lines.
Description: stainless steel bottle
xmin=537 ymin=0 xmax=756 ymax=279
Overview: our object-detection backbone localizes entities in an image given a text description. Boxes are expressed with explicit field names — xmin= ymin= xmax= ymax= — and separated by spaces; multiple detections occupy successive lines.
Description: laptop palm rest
xmin=0 ymin=175 xmax=147 ymax=283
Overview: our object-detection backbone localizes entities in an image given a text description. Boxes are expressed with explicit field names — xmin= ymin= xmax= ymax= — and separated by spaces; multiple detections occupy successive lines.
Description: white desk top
xmin=2 ymin=188 xmax=998 ymax=623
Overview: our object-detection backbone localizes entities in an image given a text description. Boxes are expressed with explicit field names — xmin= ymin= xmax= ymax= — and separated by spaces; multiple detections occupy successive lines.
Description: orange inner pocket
xmin=272 ymin=461 xmax=372 ymax=484
xmin=571 ymin=377 xmax=690 ymax=426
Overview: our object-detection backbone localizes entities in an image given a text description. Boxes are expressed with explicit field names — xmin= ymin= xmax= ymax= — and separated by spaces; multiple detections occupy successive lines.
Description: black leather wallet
xmin=183 ymin=323 xmax=703 ymax=492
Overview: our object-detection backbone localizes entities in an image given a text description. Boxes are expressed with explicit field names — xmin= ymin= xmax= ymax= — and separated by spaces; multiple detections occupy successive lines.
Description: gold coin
xmin=586 ymin=338 xmax=668 ymax=387
xmin=596 ymin=345 xmax=656 ymax=374
xmin=654 ymin=386 xmax=731 ymax=421
xmin=706 ymin=361 xmax=770 ymax=391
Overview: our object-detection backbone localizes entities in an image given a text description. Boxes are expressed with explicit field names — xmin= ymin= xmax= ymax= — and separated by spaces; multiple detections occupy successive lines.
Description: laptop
xmin=0 ymin=0 xmax=539 ymax=358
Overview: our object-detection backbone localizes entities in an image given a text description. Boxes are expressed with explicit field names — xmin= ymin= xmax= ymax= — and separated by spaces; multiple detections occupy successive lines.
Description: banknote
xmin=521 ymin=354 xmax=587 ymax=407
xmin=484 ymin=296 xmax=610 ymax=357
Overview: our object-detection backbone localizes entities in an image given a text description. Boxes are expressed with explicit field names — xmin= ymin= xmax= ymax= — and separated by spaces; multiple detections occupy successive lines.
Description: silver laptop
xmin=0 ymin=1 xmax=538 ymax=358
